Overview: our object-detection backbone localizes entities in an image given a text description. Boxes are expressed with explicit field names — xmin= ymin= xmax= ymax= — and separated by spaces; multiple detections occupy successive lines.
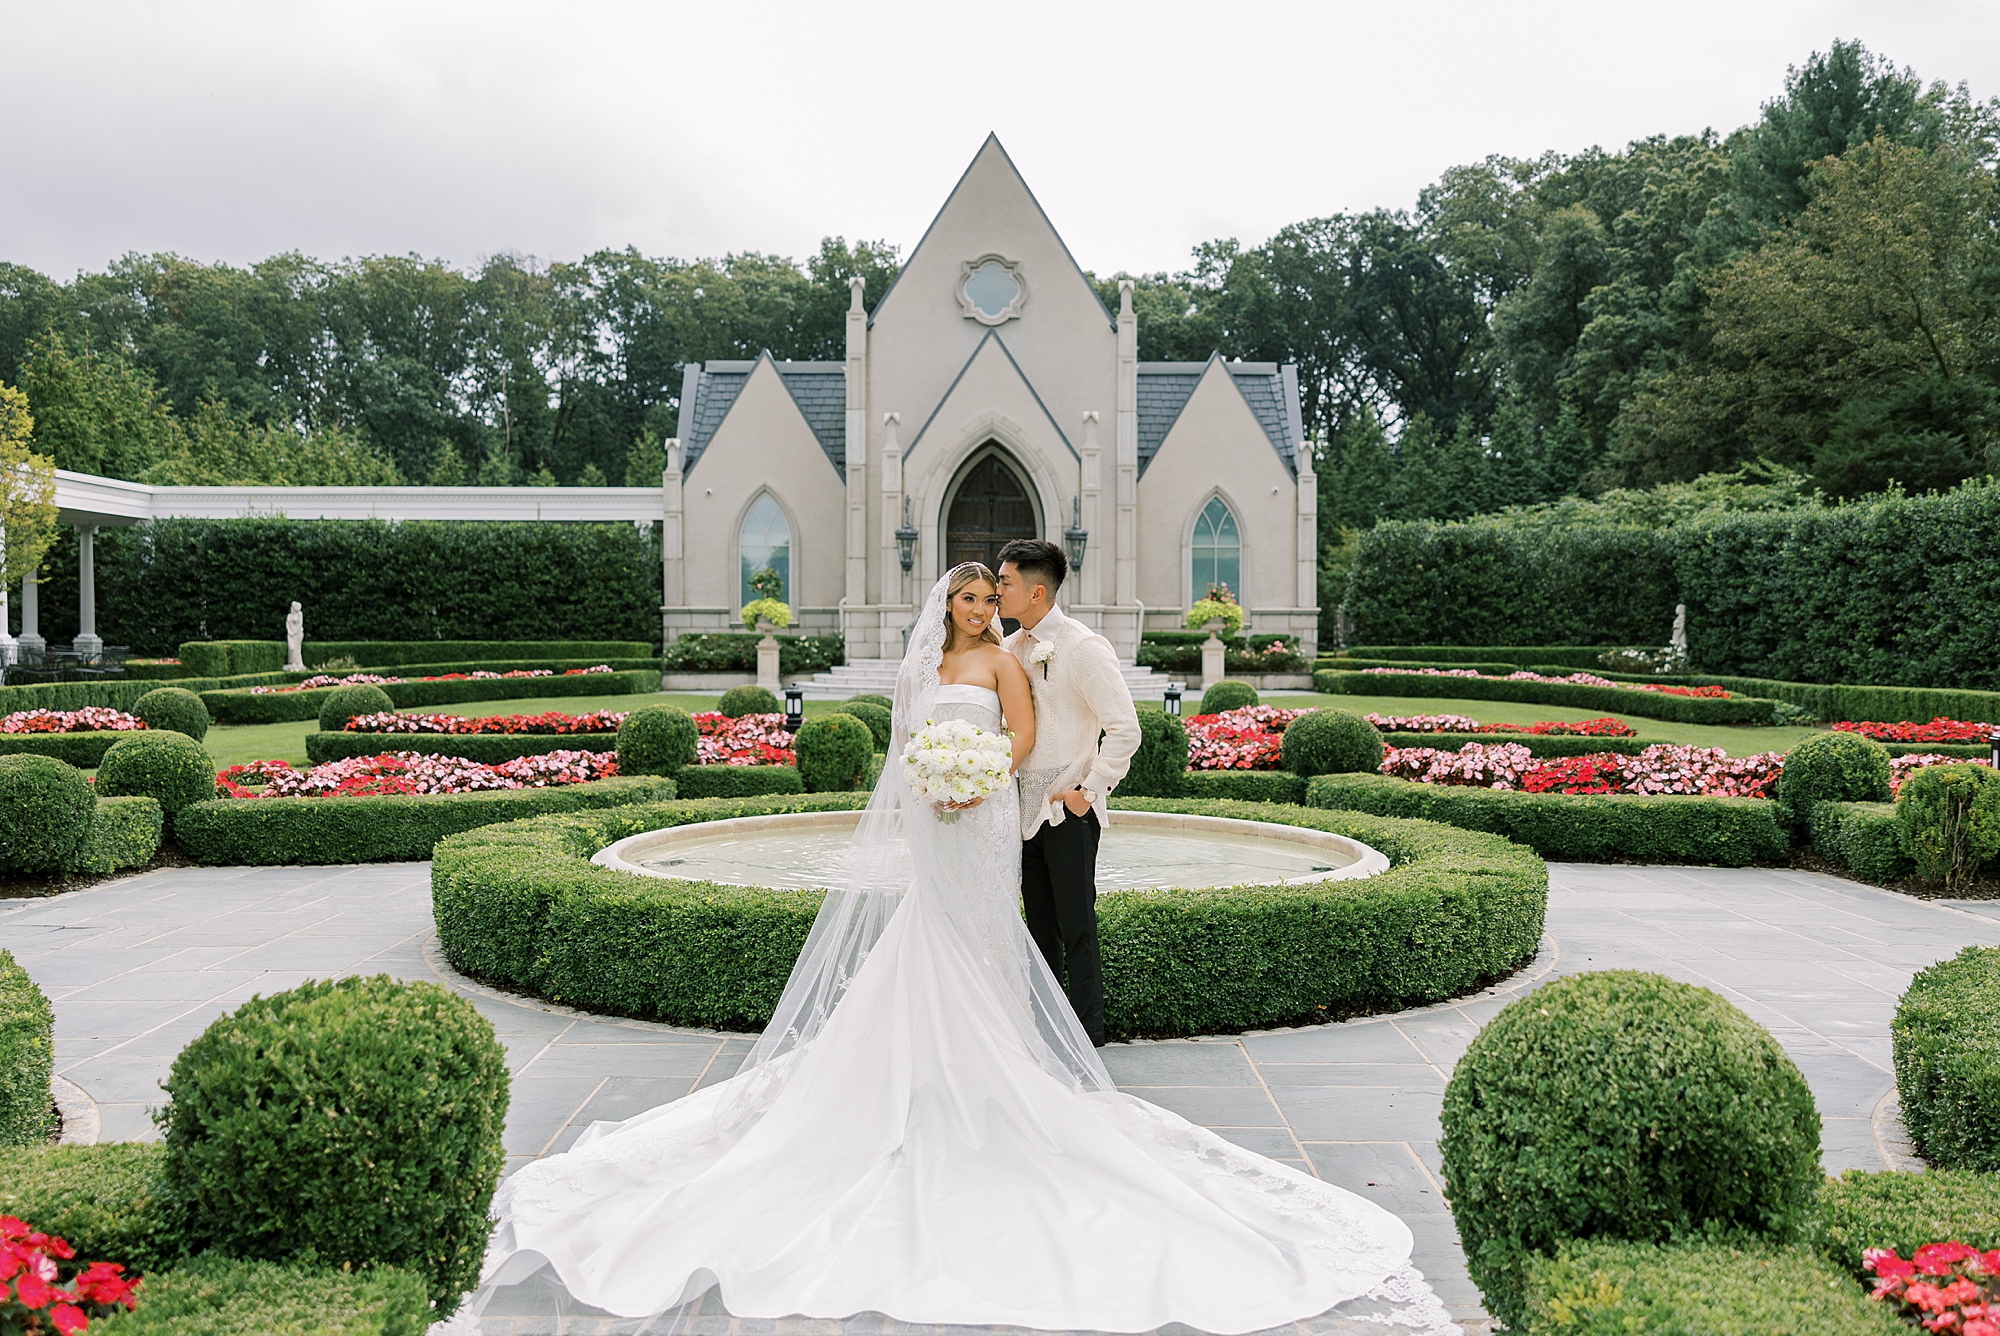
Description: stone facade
xmin=661 ymin=135 xmax=1317 ymax=662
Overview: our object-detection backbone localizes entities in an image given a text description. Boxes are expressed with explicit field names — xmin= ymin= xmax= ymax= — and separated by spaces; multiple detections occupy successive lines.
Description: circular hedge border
xmin=431 ymin=793 xmax=1548 ymax=1040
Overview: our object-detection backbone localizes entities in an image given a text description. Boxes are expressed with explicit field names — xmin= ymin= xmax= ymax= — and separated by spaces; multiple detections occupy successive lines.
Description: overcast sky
xmin=4 ymin=1 xmax=1995 ymax=284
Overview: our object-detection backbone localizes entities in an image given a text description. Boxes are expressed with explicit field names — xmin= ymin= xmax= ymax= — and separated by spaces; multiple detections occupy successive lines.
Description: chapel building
xmin=661 ymin=134 xmax=1319 ymax=663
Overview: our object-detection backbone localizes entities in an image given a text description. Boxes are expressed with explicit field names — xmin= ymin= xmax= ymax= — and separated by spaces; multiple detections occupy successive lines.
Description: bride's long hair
xmin=942 ymin=562 xmax=1003 ymax=652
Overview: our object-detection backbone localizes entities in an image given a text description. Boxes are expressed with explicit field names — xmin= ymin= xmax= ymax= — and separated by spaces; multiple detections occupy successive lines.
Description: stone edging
xmin=52 ymin=1074 xmax=100 ymax=1147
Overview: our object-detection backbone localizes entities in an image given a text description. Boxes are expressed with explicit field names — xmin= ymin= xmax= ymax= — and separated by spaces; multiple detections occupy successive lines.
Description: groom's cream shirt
xmin=1005 ymin=602 xmax=1142 ymax=839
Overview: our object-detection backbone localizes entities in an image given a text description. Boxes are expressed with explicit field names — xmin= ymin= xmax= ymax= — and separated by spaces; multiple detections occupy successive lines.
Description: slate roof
xmin=1136 ymin=357 xmax=1303 ymax=480
xmin=678 ymin=356 xmax=846 ymax=481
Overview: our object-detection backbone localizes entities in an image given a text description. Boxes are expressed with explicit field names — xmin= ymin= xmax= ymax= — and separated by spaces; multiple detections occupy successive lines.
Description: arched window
xmin=1192 ymin=496 xmax=1240 ymax=603
xmin=740 ymin=493 xmax=790 ymax=609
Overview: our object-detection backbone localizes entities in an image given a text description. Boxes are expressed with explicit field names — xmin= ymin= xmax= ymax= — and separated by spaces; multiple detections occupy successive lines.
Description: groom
xmin=996 ymin=539 xmax=1142 ymax=1047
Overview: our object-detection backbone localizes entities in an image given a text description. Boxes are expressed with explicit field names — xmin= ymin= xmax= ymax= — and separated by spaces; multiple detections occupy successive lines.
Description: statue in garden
xmin=284 ymin=601 xmax=305 ymax=672
xmin=1670 ymin=603 xmax=1687 ymax=657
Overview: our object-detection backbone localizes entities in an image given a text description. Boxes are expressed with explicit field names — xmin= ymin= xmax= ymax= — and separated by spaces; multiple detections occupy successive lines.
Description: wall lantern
xmin=785 ymin=686 xmax=805 ymax=733
xmin=895 ymin=497 xmax=919 ymax=575
xmin=1163 ymin=683 xmax=1183 ymax=717
xmin=1064 ymin=496 xmax=1089 ymax=575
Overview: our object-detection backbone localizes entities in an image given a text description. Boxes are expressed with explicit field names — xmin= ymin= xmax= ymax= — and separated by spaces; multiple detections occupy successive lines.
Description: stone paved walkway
xmin=5 ymin=861 xmax=1998 ymax=1335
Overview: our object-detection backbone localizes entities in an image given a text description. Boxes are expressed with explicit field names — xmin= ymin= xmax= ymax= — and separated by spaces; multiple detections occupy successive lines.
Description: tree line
xmin=1 ymin=41 xmax=1994 ymax=522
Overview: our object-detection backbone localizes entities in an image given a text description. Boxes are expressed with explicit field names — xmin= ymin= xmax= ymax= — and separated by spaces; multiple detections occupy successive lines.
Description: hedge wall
xmin=0 ymin=949 xmax=55 ymax=1148
xmin=1809 ymin=801 xmax=1913 ymax=883
xmin=1894 ymin=945 xmax=2000 ymax=1171
xmin=1814 ymin=1168 xmax=2000 ymax=1278
xmin=305 ymin=732 xmax=620 ymax=764
xmin=1307 ymin=773 xmax=1788 ymax=866
xmin=1378 ymin=732 xmax=1650 ymax=759
xmin=1178 ymin=770 xmax=1309 ymax=804
xmin=0 ymin=1143 xmax=183 ymax=1275
xmin=301 ymin=639 xmax=652 ymax=667
xmin=431 ymin=795 xmax=1547 ymax=1040
xmin=203 ymin=668 xmax=662 ymax=724
xmin=1312 ymin=669 xmax=1779 ymax=726
xmin=661 ymin=633 xmax=845 ymax=675
xmin=1339 ymin=645 xmax=1622 ymax=668
xmin=1656 ymin=675 xmax=2000 ymax=726
xmin=670 ymin=765 xmax=805 ymax=799
xmin=0 ymin=731 xmax=130 ymax=767
xmin=174 ymin=775 xmax=677 ymax=865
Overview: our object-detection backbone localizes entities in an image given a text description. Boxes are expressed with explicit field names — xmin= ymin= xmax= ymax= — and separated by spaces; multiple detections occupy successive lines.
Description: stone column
xmin=1115 ymin=281 xmax=1138 ymax=637
xmin=0 ymin=527 xmax=14 ymax=665
xmin=843 ymin=276 xmax=869 ymax=620
xmin=878 ymin=412 xmax=903 ymax=612
xmin=756 ymin=619 xmax=781 ymax=692
xmin=1200 ymin=620 xmax=1226 ymax=688
xmin=1296 ymin=451 xmax=1318 ymax=659
xmin=74 ymin=526 xmax=102 ymax=658
xmin=660 ymin=439 xmax=684 ymax=646
xmin=19 ymin=566 xmax=43 ymax=658
xmin=1080 ymin=412 xmax=1103 ymax=608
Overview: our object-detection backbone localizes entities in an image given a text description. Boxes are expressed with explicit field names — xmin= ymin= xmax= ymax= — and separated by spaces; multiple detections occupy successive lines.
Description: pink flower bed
xmin=694 ymin=712 xmax=797 ymax=766
xmin=1379 ymin=741 xmax=1783 ymax=797
xmin=1363 ymin=713 xmax=1637 ymax=737
xmin=1184 ymin=705 xmax=1305 ymax=770
xmin=1890 ymin=753 xmax=1994 ymax=795
xmin=247 ymin=666 xmax=611 ymax=695
xmin=345 ymin=709 xmax=627 ymax=735
xmin=1359 ymin=666 xmax=1729 ymax=698
xmin=214 ymin=749 xmax=617 ymax=798
xmin=1 ymin=708 xmax=146 ymax=734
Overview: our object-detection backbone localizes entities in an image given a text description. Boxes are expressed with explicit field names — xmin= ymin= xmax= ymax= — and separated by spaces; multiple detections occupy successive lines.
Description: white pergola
xmin=5 ymin=469 xmax=664 ymax=661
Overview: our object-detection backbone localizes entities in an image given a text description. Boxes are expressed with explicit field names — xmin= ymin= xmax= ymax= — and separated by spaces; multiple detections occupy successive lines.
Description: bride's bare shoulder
xmin=988 ymin=644 xmax=1029 ymax=686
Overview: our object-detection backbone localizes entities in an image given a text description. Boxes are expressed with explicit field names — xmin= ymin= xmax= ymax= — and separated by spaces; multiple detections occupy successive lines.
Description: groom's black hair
xmin=997 ymin=538 xmax=1066 ymax=597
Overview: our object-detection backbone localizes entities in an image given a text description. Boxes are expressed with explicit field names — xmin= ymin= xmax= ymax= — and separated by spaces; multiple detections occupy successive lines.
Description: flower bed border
xmin=202 ymin=669 xmax=662 ymax=724
xmin=0 ymin=731 xmax=136 ymax=768
xmin=1311 ymin=669 xmax=1777 ymax=725
xmin=1306 ymin=773 xmax=1787 ymax=865
xmin=430 ymin=795 xmax=1547 ymax=1040
xmin=304 ymin=732 xmax=620 ymax=765
xmin=174 ymin=775 xmax=676 ymax=865
xmin=1378 ymin=732 xmax=1649 ymax=759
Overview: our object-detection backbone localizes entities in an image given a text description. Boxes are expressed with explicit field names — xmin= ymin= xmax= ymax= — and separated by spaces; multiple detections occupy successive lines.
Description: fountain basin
xmin=591 ymin=809 xmax=1389 ymax=891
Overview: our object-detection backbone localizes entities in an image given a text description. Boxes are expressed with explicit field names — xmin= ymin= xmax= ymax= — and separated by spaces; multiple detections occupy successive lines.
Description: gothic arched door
xmin=944 ymin=450 xmax=1037 ymax=573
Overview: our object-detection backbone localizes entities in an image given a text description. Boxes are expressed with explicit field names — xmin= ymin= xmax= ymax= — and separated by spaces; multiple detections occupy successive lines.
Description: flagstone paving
xmin=5 ymin=860 xmax=1999 ymax=1335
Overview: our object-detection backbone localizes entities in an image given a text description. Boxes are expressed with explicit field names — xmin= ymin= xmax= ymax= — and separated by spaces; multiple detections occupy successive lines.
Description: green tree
xmin=0 ymin=382 xmax=59 ymax=588
xmin=17 ymin=333 xmax=177 ymax=478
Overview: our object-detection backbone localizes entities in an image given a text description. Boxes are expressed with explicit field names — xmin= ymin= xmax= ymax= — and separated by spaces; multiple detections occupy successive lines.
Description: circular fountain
xmin=591 ymin=809 xmax=1389 ymax=890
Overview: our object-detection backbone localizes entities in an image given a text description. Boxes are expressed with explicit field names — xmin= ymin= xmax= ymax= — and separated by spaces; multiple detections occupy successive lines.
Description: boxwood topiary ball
xmin=1775 ymin=730 xmax=1891 ymax=828
xmin=133 ymin=686 xmax=212 ymax=742
xmin=842 ymin=694 xmax=893 ymax=711
xmin=840 ymin=701 xmax=892 ymax=751
xmin=1439 ymin=970 xmax=1823 ymax=1330
xmin=795 ymin=713 xmax=874 ymax=792
xmin=1198 ymin=679 xmax=1259 ymax=714
xmin=157 ymin=975 xmax=507 ymax=1310
xmin=95 ymin=732 xmax=216 ymax=818
xmin=718 ymin=685 xmax=782 ymax=718
xmin=317 ymin=683 xmax=396 ymax=733
xmin=1280 ymin=709 xmax=1383 ymax=776
xmin=0 ymin=754 xmax=97 ymax=873
xmin=1119 ymin=706 xmax=1188 ymax=798
xmin=616 ymin=705 xmax=698 ymax=776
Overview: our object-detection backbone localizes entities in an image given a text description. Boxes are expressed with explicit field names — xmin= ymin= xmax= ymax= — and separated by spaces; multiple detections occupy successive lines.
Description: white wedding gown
xmin=443 ymin=662 xmax=1453 ymax=1334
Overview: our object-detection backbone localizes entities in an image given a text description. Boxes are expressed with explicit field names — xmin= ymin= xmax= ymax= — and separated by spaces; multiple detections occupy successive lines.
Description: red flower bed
xmin=1 ymin=708 xmax=146 ymax=734
xmin=1866 ymin=1241 xmax=1999 ymax=1334
xmin=1184 ymin=705 xmax=1304 ymax=770
xmin=1 ymin=1214 xmax=139 ymax=1334
xmin=1380 ymin=742 xmax=1783 ymax=798
xmin=1363 ymin=713 xmax=1636 ymax=738
xmin=1634 ymin=683 xmax=1729 ymax=698
xmin=693 ymin=712 xmax=797 ymax=766
xmin=1836 ymin=717 xmax=1994 ymax=744
xmin=345 ymin=709 xmax=626 ymax=735
xmin=214 ymin=750 xmax=617 ymax=798
xmin=1360 ymin=667 xmax=1731 ymax=698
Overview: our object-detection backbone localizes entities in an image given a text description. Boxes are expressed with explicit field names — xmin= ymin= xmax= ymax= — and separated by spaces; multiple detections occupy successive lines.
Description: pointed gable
xmin=1138 ymin=355 xmax=1302 ymax=479
xmin=684 ymin=352 xmax=842 ymax=481
xmin=905 ymin=329 xmax=1076 ymax=466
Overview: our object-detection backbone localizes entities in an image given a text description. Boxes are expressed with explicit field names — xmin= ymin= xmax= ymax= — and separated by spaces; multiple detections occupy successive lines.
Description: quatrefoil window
xmin=958 ymin=255 xmax=1027 ymax=325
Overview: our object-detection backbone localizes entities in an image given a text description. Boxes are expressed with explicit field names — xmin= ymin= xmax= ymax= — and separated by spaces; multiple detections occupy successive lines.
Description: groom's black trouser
xmin=1022 ymin=809 xmax=1105 ymax=1044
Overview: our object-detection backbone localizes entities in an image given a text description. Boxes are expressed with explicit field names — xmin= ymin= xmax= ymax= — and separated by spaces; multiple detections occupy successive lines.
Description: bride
xmin=445 ymin=566 xmax=1451 ymax=1334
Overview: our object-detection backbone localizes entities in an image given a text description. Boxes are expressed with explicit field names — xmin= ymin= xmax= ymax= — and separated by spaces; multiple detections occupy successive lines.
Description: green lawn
xmin=1263 ymin=693 xmax=1821 ymax=758
xmin=197 ymin=692 xmax=866 ymax=769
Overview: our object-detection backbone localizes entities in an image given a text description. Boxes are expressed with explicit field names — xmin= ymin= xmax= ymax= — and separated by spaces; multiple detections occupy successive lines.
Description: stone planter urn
xmin=1200 ymin=619 xmax=1227 ymax=690
xmin=755 ymin=617 xmax=781 ymax=692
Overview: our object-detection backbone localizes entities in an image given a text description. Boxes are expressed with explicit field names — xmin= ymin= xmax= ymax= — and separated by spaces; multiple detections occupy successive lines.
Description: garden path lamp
xmin=1064 ymin=496 xmax=1088 ymax=574
xmin=1163 ymin=683 xmax=1182 ymax=717
xmin=895 ymin=498 xmax=919 ymax=576
xmin=785 ymin=686 xmax=804 ymax=733
xmin=1991 ymin=727 xmax=1999 ymax=771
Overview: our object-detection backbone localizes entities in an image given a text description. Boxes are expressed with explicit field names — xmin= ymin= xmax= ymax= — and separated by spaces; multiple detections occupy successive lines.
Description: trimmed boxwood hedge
xmin=0 ymin=731 xmax=132 ymax=767
xmin=1178 ymin=770 xmax=1308 ymax=804
xmin=1656 ymin=675 xmax=2000 ymax=727
xmin=1312 ymin=669 xmax=1778 ymax=725
xmin=0 ymin=754 xmax=98 ymax=872
xmin=1815 ymin=1168 xmax=2000 ymax=1278
xmin=173 ymin=775 xmax=677 ymax=866
xmin=133 ymin=686 xmax=211 ymax=741
xmin=1120 ymin=706 xmax=1189 ymax=798
xmin=1775 ymin=730 xmax=1891 ymax=829
xmin=431 ymin=794 xmax=1547 ymax=1040
xmin=1894 ymin=945 xmax=2000 ymax=1171
xmin=305 ymin=731 xmax=619 ymax=764
xmin=0 ymin=1143 xmax=183 ymax=1275
xmin=1342 ymin=645 xmax=1622 ymax=669
xmin=1378 ymin=732 xmax=1649 ymax=758
xmin=95 ymin=732 xmax=216 ymax=820
xmin=671 ymin=764 xmax=805 ymax=799
xmin=1810 ymin=801 xmax=1913 ymax=882
xmin=1307 ymin=773 xmax=1788 ymax=865
xmin=299 ymin=638 xmax=653 ymax=667
xmin=0 ymin=949 xmax=55 ymax=1148
xmin=200 ymin=669 xmax=663 ymax=724
xmin=1519 ymin=1240 xmax=1904 ymax=1336
xmin=1884 ymin=742 xmax=1992 ymax=760
xmin=95 ymin=1253 xmax=434 ymax=1334
xmin=71 ymin=797 xmax=164 ymax=876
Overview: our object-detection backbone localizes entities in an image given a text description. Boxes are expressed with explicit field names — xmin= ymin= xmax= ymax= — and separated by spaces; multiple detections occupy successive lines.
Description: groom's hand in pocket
xmin=1059 ymin=786 xmax=1091 ymax=817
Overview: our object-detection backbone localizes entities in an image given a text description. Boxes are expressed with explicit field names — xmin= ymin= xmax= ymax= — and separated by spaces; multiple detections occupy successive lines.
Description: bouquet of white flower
xmin=899 ymin=718 xmax=1013 ymax=821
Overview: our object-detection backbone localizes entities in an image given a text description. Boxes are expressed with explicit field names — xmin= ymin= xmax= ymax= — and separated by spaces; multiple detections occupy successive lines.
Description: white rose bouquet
xmin=899 ymin=718 xmax=1013 ymax=822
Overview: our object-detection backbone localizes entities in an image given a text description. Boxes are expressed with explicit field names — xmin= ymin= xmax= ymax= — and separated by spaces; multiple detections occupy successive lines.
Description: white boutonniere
xmin=1030 ymin=641 xmax=1056 ymax=679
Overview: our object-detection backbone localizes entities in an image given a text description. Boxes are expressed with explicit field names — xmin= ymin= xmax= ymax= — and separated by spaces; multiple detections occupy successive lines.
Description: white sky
xmin=3 ymin=0 xmax=1995 ymax=283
